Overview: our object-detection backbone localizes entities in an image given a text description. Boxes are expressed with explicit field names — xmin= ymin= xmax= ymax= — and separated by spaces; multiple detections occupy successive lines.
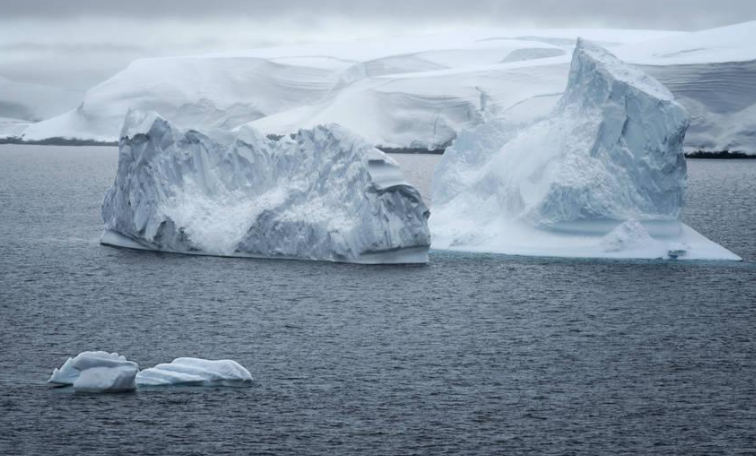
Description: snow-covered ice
xmin=430 ymin=40 xmax=741 ymax=261
xmin=136 ymin=358 xmax=253 ymax=387
xmin=48 ymin=351 xmax=138 ymax=393
xmin=18 ymin=28 xmax=683 ymax=148
xmin=100 ymin=110 xmax=430 ymax=264
xmin=16 ymin=23 xmax=756 ymax=153
xmin=49 ymin=353 xmax=252 ymax=391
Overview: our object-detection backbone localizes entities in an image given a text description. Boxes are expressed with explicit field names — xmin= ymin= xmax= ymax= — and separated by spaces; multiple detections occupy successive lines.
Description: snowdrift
xmin=101 ymin=111 xmax=430 ymax=264
xmin=430 ymin=40 xmax=740 ymax=261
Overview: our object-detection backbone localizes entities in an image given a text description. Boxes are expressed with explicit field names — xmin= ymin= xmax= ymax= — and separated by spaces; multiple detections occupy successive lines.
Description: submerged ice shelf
xmin=430 ymin=40 xmax=740 ymax=261
xmin=101 ymin=111 xmax=431 ymax=264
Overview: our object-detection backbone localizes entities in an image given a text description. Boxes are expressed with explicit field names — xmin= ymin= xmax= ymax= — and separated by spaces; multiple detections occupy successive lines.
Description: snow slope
xmin=430 ymin=41 xmax=740 ymax=261
xmin=0 ymin=76 xmax=81 ymax=138
xmin=20 ymin=28 xmax=675 ymax=148
xmin=101 ymin=111 xmax=430 ymax=264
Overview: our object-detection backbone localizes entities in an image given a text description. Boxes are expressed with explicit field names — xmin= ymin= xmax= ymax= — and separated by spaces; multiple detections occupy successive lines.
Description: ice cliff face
xmin=435 ymin=39 xmax=689 ymax=229
xmin=48 ymin=351 xmax=138 ymax=393
xmin=431 ymin=40 xmax=739 ymax=261
xmin=101 ymin=111 xmax=430 ymax=264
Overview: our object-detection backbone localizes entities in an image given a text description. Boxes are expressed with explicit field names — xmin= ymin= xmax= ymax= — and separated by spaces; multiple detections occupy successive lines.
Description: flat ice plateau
xmin=16 ymin=22 xmax=756 ymax=154
xmin=101 ymin=111 xmax=431 ymax=264
xmin=430 ymin=40 xmax=740 ymax=261
xmin=136 ymin=358 xmax=253 ymax=387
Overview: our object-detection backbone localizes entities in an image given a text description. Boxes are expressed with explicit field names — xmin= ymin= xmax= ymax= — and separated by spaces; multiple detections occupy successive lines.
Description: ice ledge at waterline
xmin=430 ymin=40 xmax=740 ymax=261
xmin=100 ymin=110 xmax=431 ymax=264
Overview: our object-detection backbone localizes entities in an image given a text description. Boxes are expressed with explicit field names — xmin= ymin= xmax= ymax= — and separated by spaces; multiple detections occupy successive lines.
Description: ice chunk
xmin=431 ymin=40 xmax=740 ymax=261
xmin=73 ymin=366 xmax=139 ymax=393
xmin=101 ymin=111 xmax=431 ymax=264
xmin=48 ymin=351 xmax=138 ymax=393
xmin=48 ymin=357 xmax=79 ymax=386
xmin=136 ymin=358 xmax=253 ymax=387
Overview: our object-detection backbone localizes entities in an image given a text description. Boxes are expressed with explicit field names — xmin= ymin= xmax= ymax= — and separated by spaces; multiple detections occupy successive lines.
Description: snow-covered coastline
xmin=11 ymin=23 xmax=756 ymax=155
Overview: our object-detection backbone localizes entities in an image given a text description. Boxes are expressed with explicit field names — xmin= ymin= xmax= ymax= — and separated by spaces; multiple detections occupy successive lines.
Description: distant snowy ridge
xmin=101 ymin=111 xmax=430 ymax=264
xmin=48 ymin=351 xmax=139 ymax=393
xmin=0 ymin=76 xmax=81 ymax=139
xmin=136 ymin=358 xmax=253 ymax=387
xmin=430 ymin=40 xmax=740 ymax=261
xmin=16 ymin=29 xmax=675 ymax=147
xmin=14 ymin=23 xmax=756 ymax=153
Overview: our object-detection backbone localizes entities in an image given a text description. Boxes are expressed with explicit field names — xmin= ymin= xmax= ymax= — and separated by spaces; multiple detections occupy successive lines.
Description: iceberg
xmin=431 ymin=40 xmax=740 ymax=261
xmin=48 ymin=351 xmax=138 ymax=393
xmin=136 ymin=358 xmax=253 ymax=387
xmin=100 ymin=111 xmax=430 ymax=264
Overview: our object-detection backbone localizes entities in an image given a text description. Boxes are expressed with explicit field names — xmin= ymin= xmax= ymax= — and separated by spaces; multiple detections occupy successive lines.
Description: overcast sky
xmin=3 ymin=0 xmax=756 ymax=90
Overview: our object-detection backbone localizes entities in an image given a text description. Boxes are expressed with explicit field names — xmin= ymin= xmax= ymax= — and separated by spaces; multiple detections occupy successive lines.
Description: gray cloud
xmin=3 ymin=0 xmax=756 ymax=30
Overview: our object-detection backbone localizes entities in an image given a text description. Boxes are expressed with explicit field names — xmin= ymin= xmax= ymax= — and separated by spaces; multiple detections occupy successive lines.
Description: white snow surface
xmin=48 ymin=351 xmax=139 ymax=393
xmin=101 ymin=110 xmax=430 ymax=264
xmin=20 ymin=28 xmax=686 ymax=148
xmin=136 ymin=358 xmax=253 ymax=387
xmin=15 ymin=23 xmax=755 ymax=152
xmin=430 ymin=40 xmax=740 ymax=261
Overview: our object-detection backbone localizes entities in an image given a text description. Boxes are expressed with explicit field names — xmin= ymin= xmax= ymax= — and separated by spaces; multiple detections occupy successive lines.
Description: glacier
xmin=100 ymin=111 xmax=430 ymax=264
xmin=48 ymin=351 xmax=139 ymax=393
xmin=136 ymin=358 xmax=253 ymax=387
xmin=430 ymin=40 xmax=740 ymax=261
xmin=18 ymin=29 xmax=681 ymax=150
xmin=15 ymin=23 xmax=756 ymax=154
xmin=0 ymin=76 xmax=81 ymax=139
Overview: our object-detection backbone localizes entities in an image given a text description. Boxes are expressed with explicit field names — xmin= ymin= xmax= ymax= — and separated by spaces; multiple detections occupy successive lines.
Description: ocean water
xmin=1 ymin=145 xmax=754 ymax=455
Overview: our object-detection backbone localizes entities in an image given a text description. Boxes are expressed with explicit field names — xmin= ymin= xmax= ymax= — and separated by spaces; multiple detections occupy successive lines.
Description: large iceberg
xmin=431 ymin=40 xmax=740 ymax=261
xmin=48 ymin=351 xmax=139 ymax=393
xmin=101 ymin=111 xmax=430 ymax=264
xmin=136 ymin=358 xmax=253 ymax=387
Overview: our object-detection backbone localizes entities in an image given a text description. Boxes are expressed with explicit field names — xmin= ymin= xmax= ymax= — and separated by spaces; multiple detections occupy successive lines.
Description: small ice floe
xmin=136 ymin=358 xmax=253 ymax=387
xmin=48 ymin=351 xmax=138 ymax=393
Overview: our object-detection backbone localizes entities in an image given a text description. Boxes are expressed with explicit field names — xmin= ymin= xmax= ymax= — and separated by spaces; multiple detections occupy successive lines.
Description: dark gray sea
xmin=1 ymin=145 xmax=755 ymax=455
